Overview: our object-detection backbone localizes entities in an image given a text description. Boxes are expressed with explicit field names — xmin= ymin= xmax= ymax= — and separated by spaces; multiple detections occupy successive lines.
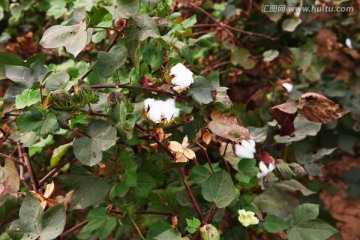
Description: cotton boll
xmin=282 ymin=82 xmax=293 ymax=93
xmin=234 ymin=144 xmax=255 ymax=159
xmin=346 ymin=38 xmax=352 ymax=49
xmin=257 ymin=160 xmax=276 ymax=179
xmin=170 ymin=63 xmax=194 ymax=92
xmin=241 ymin=140 xmax=256 ymax=153
xmin=143 ymin=98 xmax=180 ymax=124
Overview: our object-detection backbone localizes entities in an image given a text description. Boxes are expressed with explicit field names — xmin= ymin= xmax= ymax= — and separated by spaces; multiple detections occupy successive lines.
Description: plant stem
xmin=21 ymin=147 xmax=40 ymax=192
xmin=39 ymin=156 xmax=74 ymax=186
xmin=0 ymin=153 xmax=26 ymax=167
xmin=60 ymin=220 xmax=88 ymax=240
xmin=129 ymin=215 xmax=145 ymax=240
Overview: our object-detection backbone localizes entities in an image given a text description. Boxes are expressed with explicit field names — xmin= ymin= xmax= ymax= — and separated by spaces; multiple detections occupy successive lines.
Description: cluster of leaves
xmin=0 ymin=0 xmax=359 ymax=240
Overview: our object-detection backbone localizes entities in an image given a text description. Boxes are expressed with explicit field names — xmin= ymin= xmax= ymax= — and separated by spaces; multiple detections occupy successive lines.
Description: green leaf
xmin=82 ymin=207 xmax=117 ymax=240
xmin=50 ymin=142 xmax=73 ymax=167
xmin=0 ymin=52 xmax=24 ymax=80
xmin=106 ymin=0 xmax=140 ymax=19
xmin=95 ymin=50 xmax=126 ymax=78
xmin=282 ymin=18 xmax=302 ymax=32
xmin=185 ymin=217 xmax=201 ymax=234
xmin=274 ymin=116 xmax=322 ymax=143
xmin=125 ymin=27 xmax=141 ymax=72
xmin=263 ymin=50 xmax=279 ymax=62
xmin=189 ymin=165 xmax=211 ymax=184
xmin=202 ymin=171 xmax=236 ymax=208
xmin=287 ymin=219 xmax=338 ymax=240
xmin=67 ymin=174 xmax=110 ymax=209
xmin=155 ymin=228 xmax=182 ymax=240
xmin=263 ymin=215 xmax=290 ymax=233
xmin=230 ymin=48 xmax=256 ymax=70
xmin=133 ymin=14 xmax=160 ymax=41
xmin=40 ymin=10 xmax=93 ymax=57
xmin=88 ymin=8 xmax=110 ymax=27
xmin=8 ymin=196 xmax=66 ymax=240
xmin=46 ymin=0 xmax=67 ymax=19
xmin=45 ymin=72 xmax=70 ymax=91
xmin=289 ymin=203 xmax=319 ymax=226
xmin=188 ymin=76 xmax=213 ymax=105
xmin=73 ymin=120 xmax=117 ymax=166
xmin=142 ymin=44 xmax=164 ymax=70
xmin=16 ymin=110 xmax=59 ymax=137
xmin=135 ymin=173 xmax=156 ymax=198
xmin=114 ymin=182 xmax=129 ymax=197
xmin=4 ymin=62 xmax=51 ymax=101
xmin=149 ymin=189 xmax=181 ymax=212
xmin=15 ymin=89 xmax=40 ymax=109
xmin=235 ymin=159 xmax=259 ymax=184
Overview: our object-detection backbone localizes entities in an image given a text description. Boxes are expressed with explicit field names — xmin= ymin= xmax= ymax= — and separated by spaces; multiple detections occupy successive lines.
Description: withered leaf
xmin=298 ymin=92 xmax=349 ymax=123
xmin=0 ymin=159 xmax=20 ymax=198
xmin=269 ymin=99 xmax=298 ymax=135
xmin=208 ymin=110 xmax=250 ymax=142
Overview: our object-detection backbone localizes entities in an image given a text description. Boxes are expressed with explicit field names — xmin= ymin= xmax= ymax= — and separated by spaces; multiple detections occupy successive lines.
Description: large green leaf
xmin=125 ymin=27 xmax=141 ymax=72
xmin=4 ymin=62 xmax=51 ymax=101
xmin=8 ymin=196 xmax=66 ymax=240
xmin=289 ymin=203 xmax=319 ymax=225
xmin=133 ymin=14 xmax=160 ymax=41
xmin=263 ymin=215 xmax=290 ymax=233
xmin=0 ymin=52 xmax=24 ymax=80
xmin=106 ymin=0 xmax=140 ymax=19
xmin=235 ymin=159 xmax=259 ymax=184
xmin=94 ymin=50 xmax=126 ymax=79
xmin=230 ymin=48 xmax=256 ymax=70
xmin=15 ymin=89 xmax=40 ymax=109
xmin=154 ymin=228 xmax=182 ymax=240
xmin=66 ymin=174 xmax=110 ymax=210
xmin=44 ymin=72 xmax=70 ymax=91
xmin=73 ymin=120 xmax=117 ymax=166
xmin=201 ymin=171 xmax=236 ymax=208
xmin=188 ymin=76 xmax=213 ymax=105
xmin=287 ymin=219 xmax=337 ymax=240
xmin=16 ymin=110 xmax=59 ymax=137
xmin=81 ymin=207 xmax=117 ymax=240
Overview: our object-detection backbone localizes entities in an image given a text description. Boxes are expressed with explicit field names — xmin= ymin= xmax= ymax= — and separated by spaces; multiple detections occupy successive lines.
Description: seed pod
xmin=48 ymin=89 xmax=76 ymax=111
xmin=200 ymin=224 xmax=220 ymax=240
xmin=114 ymin=18 xmax=126 ymax=30
xmin=74 ymin=80 xmax=99 ymax=106
xmin=107 ymin=92 xmax=125 ymax=106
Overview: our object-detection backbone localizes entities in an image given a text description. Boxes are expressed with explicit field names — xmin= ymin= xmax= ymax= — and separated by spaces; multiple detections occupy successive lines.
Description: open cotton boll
xmin=143 ymin=98 xmax=179 ymax=124
xmin=170 ymin=63 xmax=194 ymax=92
xmin=257 ymin=161 xmax=276 ymax=179
xmin=234 ymin=139 xmax=256 ymax=159
xmin=282 ymin=82 xmax=293 ymax=93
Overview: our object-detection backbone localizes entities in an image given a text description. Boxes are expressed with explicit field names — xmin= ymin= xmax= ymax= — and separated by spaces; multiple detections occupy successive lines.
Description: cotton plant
xmin=238 ymin=209 xmax=259 ymax=227
xmin=143 ymin=98 xmax=180 ymax=125
xmin=170 ymin=63 xmax=194 ymax=92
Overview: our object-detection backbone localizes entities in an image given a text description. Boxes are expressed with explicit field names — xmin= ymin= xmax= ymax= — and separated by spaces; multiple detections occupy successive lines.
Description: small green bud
xmin=200 ymin=224 xmax=220 ymax=240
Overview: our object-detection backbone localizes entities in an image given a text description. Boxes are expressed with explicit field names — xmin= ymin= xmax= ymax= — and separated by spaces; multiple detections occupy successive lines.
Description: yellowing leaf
xmin=0 ymin=159 xmax=20 ymax=198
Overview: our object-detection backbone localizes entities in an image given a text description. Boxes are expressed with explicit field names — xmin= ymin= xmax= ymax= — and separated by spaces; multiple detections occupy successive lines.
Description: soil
xmin=320 ymin=155 xmax=360 ymax=240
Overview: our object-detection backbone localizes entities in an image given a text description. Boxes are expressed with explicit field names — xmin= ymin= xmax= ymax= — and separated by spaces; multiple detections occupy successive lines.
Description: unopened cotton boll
xmin=257 ymin=161 xmax=275 ymax=178
xmin=282 ymin=82 xmax=293 ymax=93
xmin=234 ymin=139 xmax=256 ymax=159
xmin=170 ymin=63 xmax=194 ymax=92
xmin=143 ymin=98 xmax=180 ymax=124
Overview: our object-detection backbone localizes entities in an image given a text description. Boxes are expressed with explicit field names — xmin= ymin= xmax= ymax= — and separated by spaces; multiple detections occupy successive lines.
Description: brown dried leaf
xmin=0 ymin=159 xmax=20 ymax=198
xmin=269 ymin=99 xmax=298 ymax=135
xmin=298 ymin=92 xmax=349 ymax=123
xmin=208 ymin=110 xmax=250 ymax=142
xmin=202 ymin=130 xmax=212 ymax=145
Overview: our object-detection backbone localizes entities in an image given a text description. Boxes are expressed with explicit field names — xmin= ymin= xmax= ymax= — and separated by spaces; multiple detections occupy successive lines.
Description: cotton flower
xmin=282 ymin=82 xmax=293 ymax=93
xmin=238 ymin=209 xmax=259 ymax=227
xmin=144 ymin=98 xmax=179 ymax=124
xmin=234 ymin=139 xmax=256 ymax=159
xmin=168 ymin=136 xmax=196 ymax=163
xmin=170 ymin=63 xmax=194 ymax=92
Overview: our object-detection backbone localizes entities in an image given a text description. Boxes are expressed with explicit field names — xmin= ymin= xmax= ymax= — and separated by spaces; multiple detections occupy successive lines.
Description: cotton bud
xmin=289 ymin=162 xmax=307 ymax=177
xmin=107 ymin=92 xmax=125 ymax=106
xmin=200 ymin=224 xmax=220 ymax=240
xmin=48 ymin=89 xmax=75 ymax=111
xmin=73 ymin=80 xmax=99 ymax=106
xmin=170 ymin=63 xmax=194 ymax=92
xmin=238 ymin=209 xmax=259 ymax=227
xmin=114 ymin=18 xmax=126 ymax=30
xmin=143 ymin=98 xmax=179 ymax=125
xmin=234 ymin=139 xmax=256 ymax=159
